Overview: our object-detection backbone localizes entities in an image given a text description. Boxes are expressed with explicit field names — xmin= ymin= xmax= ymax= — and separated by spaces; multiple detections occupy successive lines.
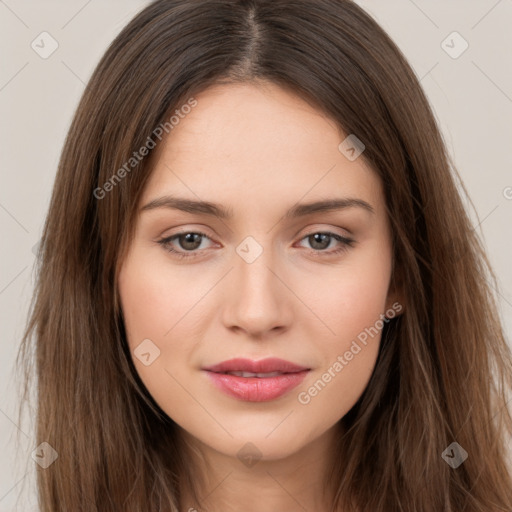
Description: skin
xmin=118 ymin=81 xmax=402 ymax=512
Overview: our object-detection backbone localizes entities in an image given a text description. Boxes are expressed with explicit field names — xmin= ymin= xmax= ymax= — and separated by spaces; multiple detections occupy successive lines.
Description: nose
xmin=221 ymin=242 xmax=293 ymax=338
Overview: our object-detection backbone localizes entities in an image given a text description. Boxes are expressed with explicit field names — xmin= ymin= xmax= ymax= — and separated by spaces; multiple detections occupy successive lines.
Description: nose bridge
xmin=222 ymin=234 xmax=290 ymax=335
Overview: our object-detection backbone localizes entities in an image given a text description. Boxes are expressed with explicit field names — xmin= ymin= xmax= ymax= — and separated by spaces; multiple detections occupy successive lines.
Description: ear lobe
xmin=385 ymin=296 xmax=405 ymax=318
xmin=385 ymin=267 xmax=405 ymax=317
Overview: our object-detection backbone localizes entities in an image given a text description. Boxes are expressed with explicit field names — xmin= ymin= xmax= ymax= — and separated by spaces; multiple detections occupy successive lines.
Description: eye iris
xmin=179 ymin=233 xmax=202 ymax=250
xmin=309 ymin=233 xmax=330 ymax=250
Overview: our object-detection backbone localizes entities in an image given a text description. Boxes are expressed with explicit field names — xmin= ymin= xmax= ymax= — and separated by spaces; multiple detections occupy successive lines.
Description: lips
xmin=202 ymin=357 xmax=310 ymax=402
xmin=202 ymin=357 xmax=309 ymax=374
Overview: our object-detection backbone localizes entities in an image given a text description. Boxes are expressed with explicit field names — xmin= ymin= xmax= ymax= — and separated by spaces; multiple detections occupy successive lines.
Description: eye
xmin=157 ymin=230 xmax=355 ymax=259
xmin=295 ymin=232 xmax=355 ymax=257
xmin=157 ymin=230 xmax=214 ymax=259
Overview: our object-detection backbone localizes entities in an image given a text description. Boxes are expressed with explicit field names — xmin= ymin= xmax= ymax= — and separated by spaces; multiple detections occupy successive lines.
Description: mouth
xmin=215 ymin=370 xmax=293 ymax=378
xmin=202 ymin=357 xmax=310 ymax=402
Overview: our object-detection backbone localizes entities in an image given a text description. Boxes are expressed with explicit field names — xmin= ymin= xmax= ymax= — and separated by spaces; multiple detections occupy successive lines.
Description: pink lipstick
xmin=202 ymin=357 xmax=310 ymax=402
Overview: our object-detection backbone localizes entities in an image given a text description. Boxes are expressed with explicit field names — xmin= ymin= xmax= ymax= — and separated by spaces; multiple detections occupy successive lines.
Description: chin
xmin=185 ymin=424 xmax=314 ymax=463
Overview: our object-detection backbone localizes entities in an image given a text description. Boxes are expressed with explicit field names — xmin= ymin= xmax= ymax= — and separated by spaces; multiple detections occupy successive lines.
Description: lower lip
xmin=204 ymin=370 xmax=309 ymax=402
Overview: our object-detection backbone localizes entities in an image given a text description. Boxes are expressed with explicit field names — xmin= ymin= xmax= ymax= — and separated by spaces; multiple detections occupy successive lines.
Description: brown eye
xmin=157 ymin=231 xmax=213 ymax=259
xmin=297 ymin=231 xmax=355 ymax=257
xmin=175 ymin=233 xmax=203 ymax=251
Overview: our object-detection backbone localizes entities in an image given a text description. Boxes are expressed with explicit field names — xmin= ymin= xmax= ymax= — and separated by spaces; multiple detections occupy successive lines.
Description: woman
xmin=17 ymin=0 xmax=512 ymax=510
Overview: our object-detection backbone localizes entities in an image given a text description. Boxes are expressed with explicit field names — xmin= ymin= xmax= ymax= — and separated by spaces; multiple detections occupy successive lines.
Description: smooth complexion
xmin=118 ymin=81 xmax=401 ymax=512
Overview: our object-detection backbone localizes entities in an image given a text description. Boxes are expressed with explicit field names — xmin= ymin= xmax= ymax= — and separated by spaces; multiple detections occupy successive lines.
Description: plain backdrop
xmin=1 ymin=1 xmax=511 ymax=509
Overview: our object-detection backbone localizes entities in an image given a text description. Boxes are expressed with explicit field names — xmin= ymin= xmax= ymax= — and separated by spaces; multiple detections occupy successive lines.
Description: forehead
xmin=154 ymin=81 xmax=344 ymax=162
xmin=141 ymin=81 xmax=383 ymax=216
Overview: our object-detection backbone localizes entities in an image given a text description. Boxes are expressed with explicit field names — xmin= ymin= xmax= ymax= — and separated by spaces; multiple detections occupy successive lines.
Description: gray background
xmin=1 ymin=1 xmax=511 ymax=509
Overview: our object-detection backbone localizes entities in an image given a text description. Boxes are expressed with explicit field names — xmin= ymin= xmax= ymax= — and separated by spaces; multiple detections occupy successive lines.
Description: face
xmin=118 ymin=81 xmax=399 ymax=462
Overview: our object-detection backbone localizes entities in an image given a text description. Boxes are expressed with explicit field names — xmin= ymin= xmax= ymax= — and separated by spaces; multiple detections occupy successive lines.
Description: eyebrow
xmin=140 ymin=195 xmax=375 ymax=219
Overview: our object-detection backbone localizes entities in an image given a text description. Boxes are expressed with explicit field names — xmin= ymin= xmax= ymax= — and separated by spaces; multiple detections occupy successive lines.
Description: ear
xmin=384 ymin=264 xmax=405 ymax=317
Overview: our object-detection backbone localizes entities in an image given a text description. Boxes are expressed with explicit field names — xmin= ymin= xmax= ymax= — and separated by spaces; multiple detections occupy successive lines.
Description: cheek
xmin=118 ymin=253 xmax=198 ymax=416
xmin=310 ymin=248 xmax=392 ymax=343
xmin=118 ymin=250 xmax=201 ymax=345
xmin=298 ymin=249 xmax=391 ymax=415
xmin=297 ymin=297 xmax=385 ymax=428
xmin=118 ymin=249 xmax=214 ymax=377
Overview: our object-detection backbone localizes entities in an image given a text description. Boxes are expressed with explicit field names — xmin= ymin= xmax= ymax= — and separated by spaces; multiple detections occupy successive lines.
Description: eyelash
xmin=157 ymin=230 xmax=355 ymax=260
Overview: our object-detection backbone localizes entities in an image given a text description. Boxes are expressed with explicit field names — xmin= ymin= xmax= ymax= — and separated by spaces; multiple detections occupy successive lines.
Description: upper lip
xmin=202 ymin=357 xmax=310 ymax=374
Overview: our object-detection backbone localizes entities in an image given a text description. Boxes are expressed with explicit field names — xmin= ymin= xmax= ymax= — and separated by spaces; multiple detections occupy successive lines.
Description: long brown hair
xmin=16 ymin=0 xmax=512 ymax=510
